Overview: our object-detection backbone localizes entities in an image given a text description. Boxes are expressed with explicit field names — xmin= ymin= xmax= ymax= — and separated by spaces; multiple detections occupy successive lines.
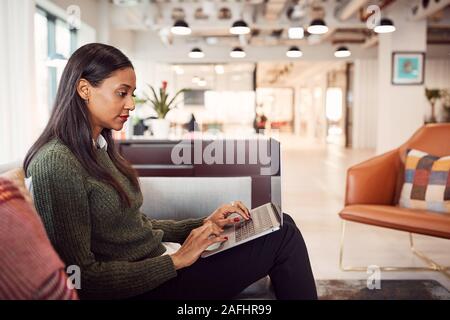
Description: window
xmin=34 ymin=6 xmax=77 ymax=113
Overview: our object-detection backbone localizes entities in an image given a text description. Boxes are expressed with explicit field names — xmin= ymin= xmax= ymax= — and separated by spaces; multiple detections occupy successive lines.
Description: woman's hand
xmin=170 ymin=220 xmax=227 ymax=270
xmin=204 ymin=201 xmax=251 ymax=228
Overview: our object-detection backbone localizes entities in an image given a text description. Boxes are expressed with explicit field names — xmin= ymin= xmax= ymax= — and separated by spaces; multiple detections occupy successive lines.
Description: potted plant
xmin=145 ymin=81 xmax=186 ymax=138
xmin=425 ymin=88 xmax=441 ymax=123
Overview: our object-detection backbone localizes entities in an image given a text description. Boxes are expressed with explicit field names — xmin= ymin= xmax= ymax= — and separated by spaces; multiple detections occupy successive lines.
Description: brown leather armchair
xmin=339 ymin=124 xmax=450 ymax=277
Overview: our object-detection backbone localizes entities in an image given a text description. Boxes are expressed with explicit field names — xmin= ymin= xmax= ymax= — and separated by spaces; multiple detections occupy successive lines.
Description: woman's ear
xmin=77 ymin=78 xmax=90 ymax=101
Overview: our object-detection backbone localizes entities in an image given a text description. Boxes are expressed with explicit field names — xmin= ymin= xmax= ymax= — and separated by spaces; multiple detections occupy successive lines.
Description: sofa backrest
xmin=0 ymin=163 xmax=252 ymax=221
xmin=0 ymin=161 xmax=22 ymax=174
xmin=117 ymin=138 xmax=282 ymax=213
xmin=1 ymin=138 xmax=282 ymax=220
xmin=0 ymin=163 xmax=32 ymax=204
xmin=139 ymin=177 xmax=251 ymax=220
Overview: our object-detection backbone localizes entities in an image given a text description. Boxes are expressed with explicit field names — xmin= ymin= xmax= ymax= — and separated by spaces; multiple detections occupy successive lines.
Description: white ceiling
xmin=110 ymin=1 xmax=450 ymax=41
xmin=48 ymin=0 xmax=450 ymax=62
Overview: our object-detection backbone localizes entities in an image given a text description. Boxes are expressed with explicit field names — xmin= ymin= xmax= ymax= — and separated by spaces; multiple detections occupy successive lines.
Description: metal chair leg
xmin=339 ymin=220 xmax=366 ymax=271
xmin=409 ymin=233 xmax=450 ymax=278
xmin=339 ymin=220 xmax=450 ymax=279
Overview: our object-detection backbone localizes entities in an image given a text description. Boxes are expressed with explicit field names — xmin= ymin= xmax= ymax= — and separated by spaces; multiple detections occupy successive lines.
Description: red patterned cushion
xmin=0 ymin=177 xmax=78 ymax=300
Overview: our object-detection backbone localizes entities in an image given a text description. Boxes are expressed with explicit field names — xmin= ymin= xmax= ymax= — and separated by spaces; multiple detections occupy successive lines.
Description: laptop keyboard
xmin=234 ymin=209 xmax=274 ymax=243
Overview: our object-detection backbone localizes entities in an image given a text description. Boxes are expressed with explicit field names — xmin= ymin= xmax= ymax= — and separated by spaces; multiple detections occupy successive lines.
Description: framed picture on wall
xmin=391 ymin=52 xmax=425 ymax=85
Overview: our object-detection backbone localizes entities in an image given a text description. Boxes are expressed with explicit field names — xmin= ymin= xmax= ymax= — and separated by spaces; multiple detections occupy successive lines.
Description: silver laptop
xmin=201 ymin=202 xmax=283 ymax=258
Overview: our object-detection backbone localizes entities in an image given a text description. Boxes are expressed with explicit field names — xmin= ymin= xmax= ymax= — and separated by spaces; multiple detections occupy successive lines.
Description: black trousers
xmin=132 ymin=213 xmax=317 ymax=300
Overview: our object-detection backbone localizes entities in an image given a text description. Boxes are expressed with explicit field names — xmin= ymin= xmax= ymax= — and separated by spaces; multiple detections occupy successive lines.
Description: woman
xmin=24 ymin=43 xmax=317 ymax=300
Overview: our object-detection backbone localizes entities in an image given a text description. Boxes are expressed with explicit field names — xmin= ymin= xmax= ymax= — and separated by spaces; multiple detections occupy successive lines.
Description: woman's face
xmin=81 ymin=67 xmax=136 ymax=134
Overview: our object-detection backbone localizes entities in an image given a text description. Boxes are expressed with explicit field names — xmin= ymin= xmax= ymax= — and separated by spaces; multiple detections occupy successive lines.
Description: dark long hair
xmin=24 ymin=43 xmax=140 ymax=207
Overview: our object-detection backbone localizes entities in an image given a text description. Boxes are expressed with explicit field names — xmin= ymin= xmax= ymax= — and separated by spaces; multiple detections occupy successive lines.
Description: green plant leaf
xmin=167 ymin=88 xmax=188 ymax=109
xmin=146 ymin=84 xmax=189 ymax=119
xmin=133 ymin=96 xmax=148 ymax=105
xmin=149 ymin=85 xmax=160 ymax=104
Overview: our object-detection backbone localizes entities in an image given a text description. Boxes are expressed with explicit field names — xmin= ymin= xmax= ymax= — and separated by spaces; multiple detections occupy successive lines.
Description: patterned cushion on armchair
xmin=399 ymin=149 xmax=450 ymax=213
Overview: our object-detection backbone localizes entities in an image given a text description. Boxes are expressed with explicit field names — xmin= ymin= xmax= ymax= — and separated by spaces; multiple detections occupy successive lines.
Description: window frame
xmin=35 ymin=5 xmax=78 ymax=109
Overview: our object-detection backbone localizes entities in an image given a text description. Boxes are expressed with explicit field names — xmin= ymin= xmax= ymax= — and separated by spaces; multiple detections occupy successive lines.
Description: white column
xmin=376 ymin=2 xmax=427 ymax=154
xmin=353 ymin=59 xmax=378 ymax=149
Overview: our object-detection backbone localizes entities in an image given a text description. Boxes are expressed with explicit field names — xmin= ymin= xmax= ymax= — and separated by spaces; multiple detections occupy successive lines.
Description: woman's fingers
xmin=176 ymin=221 xmax=228 ymax=269
xmin=216 ymin=217 xmax=239 ymax=227
xmin=216 ymin=213 xmax=249 ymax=227
xmin=197 ymin=225 xmax=227 ymax=250
xmin=234 ymin=201 xmax=251 ymax=219
xmin=193 ymin=221 xmax=211 ymax=234
xmin=208 ymin=235 xmax=228 ymax=244
xmin=188 ymin=221 xmax=215 ymax=241
xmin=199 ymin=220 xmax=223 ymax=239
xmin=212 ymin=223 xmax=224 ymax=235
xmin=223 ymin=204 xmax=250 ymax=221
xmin=215 ymin=218 xmax=229 ymax=228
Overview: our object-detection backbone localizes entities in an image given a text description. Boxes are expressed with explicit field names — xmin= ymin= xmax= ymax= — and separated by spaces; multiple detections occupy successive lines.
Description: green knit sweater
xmin=27 ymin=139 xmax=205 ymax=299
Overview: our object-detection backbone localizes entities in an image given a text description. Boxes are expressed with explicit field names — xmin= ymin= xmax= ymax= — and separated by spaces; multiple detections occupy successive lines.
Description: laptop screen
xmin=271 ymin=202 xmax=283 ymax=226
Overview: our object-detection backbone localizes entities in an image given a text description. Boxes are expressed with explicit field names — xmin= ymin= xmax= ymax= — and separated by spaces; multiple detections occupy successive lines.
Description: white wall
xmin=351 ymin=58 xmax=449 ymax=150
xmin=97 ymin=0 xmax=110 ymax=44
xmin=109 ymin=29 xmax=136 ymax=58
xmin=376 ymin=1 xmax=427 ymax=154
xmin=353 ymin=60 xmax=378 ymax=149
xmin=133 ymin=60 xmax=174 ymax=95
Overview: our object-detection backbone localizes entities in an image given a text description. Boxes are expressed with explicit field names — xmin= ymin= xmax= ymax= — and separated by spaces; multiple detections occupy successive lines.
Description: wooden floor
xmin=278 ymin=134 xmax=450 ymax=291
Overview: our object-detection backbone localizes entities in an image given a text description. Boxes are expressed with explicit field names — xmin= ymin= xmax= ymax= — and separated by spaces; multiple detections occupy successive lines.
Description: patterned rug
xmin=317 ymin=280 xmax=450 ymax=300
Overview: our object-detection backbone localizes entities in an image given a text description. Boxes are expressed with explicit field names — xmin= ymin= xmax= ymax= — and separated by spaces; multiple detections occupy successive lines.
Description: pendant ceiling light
xmin=230 ymin=47 xmax=246 ymax=58
xmin=374 ymin=18 xmax=396 ymax=34
xmin=307 ymin=19 xmax=328 ymax=35
xmin=230 ymin=19 xmax=250 ymax=35
xmin=334 ymin=46 xmax=351 ymax=58
xmin=286 ymin=46 xmax=303 ymax=58
xmin=188 ymin=47 xmax=204 ymax=59
xmin=171 ymin=19 xmax=191 ymax=35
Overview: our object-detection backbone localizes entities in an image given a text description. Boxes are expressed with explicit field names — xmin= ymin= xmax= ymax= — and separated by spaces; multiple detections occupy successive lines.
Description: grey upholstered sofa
xmin=139 ymin=176 xmax=275 ymax=299
xmin=117 ymin=137 xmax=281 ymax=299
xmin=0 ymin=154 xmax=278 ymax=299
